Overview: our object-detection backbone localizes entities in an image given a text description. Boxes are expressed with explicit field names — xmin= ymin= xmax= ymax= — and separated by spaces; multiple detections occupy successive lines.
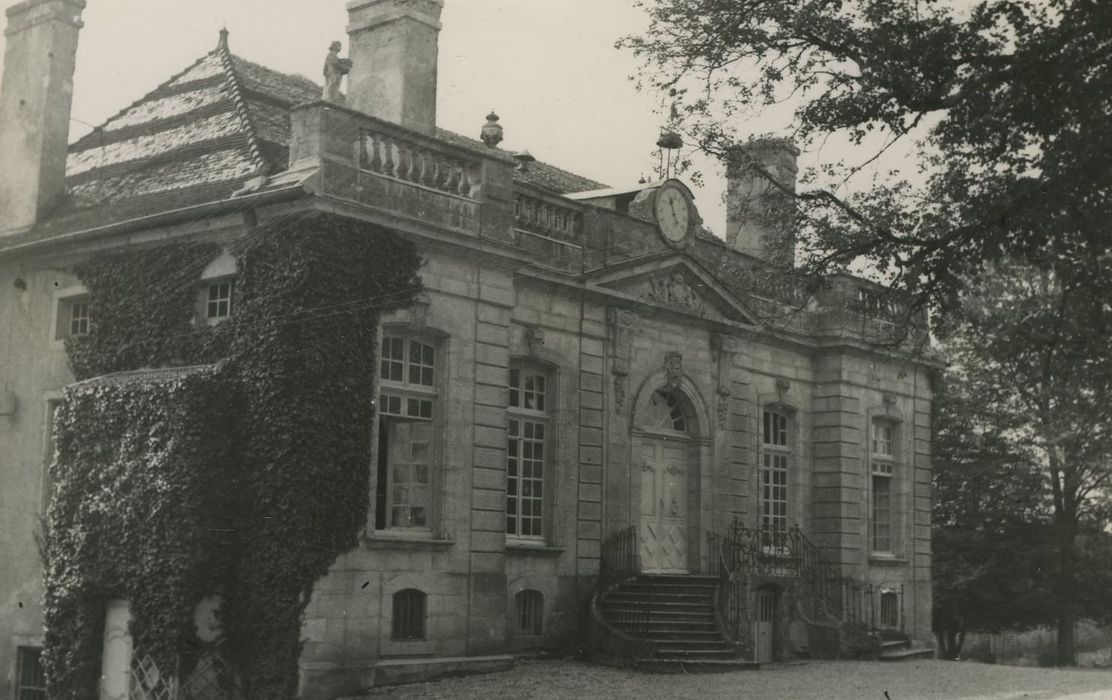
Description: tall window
xmin=16 ymin=647 xmax=46 ymax=700
xmin=516 ymin=590 xmax=544 ymax=636
xmin=871 ymin=419 xmax=896 ymax=553
xmin=507 ymin=367 xmax=550 ymax=539
xmin=392 ymin=589 xmax=426 ymax=640
xmin=760 ymin=408 xmax=791 ymax=549
xmin=376 ymin=335 xmax=438 ymax=531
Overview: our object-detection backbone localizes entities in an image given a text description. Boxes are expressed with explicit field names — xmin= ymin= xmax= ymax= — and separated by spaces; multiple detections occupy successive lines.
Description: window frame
xmin=375 ymin=331 xmax=443 ymax=534
xmin=51 ymin=285 xmax=91 ymax=345
xmin=15 ymin=646 xmax=47 ymax=700
xmin=759 ymin=406 xmax=793 ymax=551
xmin=391 ymin=589 xmax=427 ymax=641
xmin=515 ymin=589 xmax=544 ymax=637
xmin=870 ymin=417 xmax=900 ymax=555
xmin=506 ymin=364 xmax=555 ymax=542
xmin=203 ymin=279 xmax=235 ymax=323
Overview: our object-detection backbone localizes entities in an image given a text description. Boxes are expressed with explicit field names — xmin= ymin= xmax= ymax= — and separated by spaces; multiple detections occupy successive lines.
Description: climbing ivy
xmin=43 ymin=213 xmax=422 ymax=699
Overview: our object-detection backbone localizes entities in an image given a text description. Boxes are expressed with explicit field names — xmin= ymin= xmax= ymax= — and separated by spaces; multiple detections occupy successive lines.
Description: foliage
xmin=221 ymin=214 xmax=422 ymax=697
xmin=621 ymin=0 xmax=1112 ymax=320
xmin=931 ymin=376 xmax=1055 ymax=659
xmin=43 ymin=367 xmax=239 ymax=699
xmin=66 ymin=242 xmax=229 ymax=379
xmin=44 ymin=213 xmax=422 ymax=699
xmin=933 ymin=263 xmax=1112 ymax=664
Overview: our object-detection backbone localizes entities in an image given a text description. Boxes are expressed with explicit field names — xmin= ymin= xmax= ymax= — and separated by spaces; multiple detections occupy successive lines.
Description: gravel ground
xmin=366 ymin=658 xmax=1112 ymax=700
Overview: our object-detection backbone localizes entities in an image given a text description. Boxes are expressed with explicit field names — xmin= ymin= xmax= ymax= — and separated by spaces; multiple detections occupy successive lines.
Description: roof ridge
xmin=70 ymin=50 xmax=227 ymax=153
xmin=215 ymin=43 xmax=268 ymax=176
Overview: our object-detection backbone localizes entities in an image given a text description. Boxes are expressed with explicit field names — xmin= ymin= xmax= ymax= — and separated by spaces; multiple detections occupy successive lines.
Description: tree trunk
xmin=1049 ymin=445 xmax=1079 ymax=666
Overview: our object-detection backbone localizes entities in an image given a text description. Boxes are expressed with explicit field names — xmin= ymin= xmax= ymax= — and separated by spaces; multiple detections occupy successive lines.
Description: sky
xmin=0 ymin=0 xmax=915 ymax=237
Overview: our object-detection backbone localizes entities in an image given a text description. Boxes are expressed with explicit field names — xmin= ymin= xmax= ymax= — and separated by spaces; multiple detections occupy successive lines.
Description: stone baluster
xmin=381 ymin=136 xmax=396 ymax=178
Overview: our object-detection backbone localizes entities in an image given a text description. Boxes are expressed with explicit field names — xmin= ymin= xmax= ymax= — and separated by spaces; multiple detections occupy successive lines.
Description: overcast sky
xmin=0 ymin=0 xmax=916 ymax=237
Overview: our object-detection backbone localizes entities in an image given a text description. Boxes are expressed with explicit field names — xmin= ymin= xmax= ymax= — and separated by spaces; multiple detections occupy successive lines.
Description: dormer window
xmin=196 ymin=251 xmax=238 ymax=325
xmin=53 ymin=289 xmax=91 ymax=342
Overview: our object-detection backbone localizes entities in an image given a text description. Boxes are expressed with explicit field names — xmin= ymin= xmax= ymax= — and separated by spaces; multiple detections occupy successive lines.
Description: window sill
xmin=868 ymin=554 xmax=909 ymax=566
xmin=506 ymin=542 xmax=564 ymax=556
xmin=366 ymin=534 xmax=454 ymax=551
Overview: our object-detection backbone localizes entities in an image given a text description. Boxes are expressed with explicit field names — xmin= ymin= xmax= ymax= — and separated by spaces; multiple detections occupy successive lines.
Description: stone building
xmin=0 ymin=1 xmax=937 ymax=698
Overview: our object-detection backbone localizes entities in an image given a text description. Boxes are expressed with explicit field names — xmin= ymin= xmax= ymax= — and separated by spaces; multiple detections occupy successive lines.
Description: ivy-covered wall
xmin=43 ymin=213 xmax=422 ymax=700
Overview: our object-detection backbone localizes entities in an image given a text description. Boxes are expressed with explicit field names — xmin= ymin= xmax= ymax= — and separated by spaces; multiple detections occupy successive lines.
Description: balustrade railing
xmin=707 ymin=519 xmax=901 ymax=636
xmin=358 ymin=128 xmax=481 ymax=199
xmin=513 ymin=192 xmax=582 ymax=244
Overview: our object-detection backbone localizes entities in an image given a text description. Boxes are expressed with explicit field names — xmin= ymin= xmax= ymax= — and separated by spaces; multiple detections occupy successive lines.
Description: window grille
xmin=516 ymin=590 xmax=544 ymax=636
xmin=880 ymin=590 xmax=900 ymax=629
xmin=392 ymin=589 xmax=426 ymax=640
xmin=16 ymin=647 xmax=46 ymax=700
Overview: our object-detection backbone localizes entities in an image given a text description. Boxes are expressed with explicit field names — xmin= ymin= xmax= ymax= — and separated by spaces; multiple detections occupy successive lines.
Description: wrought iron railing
xmin=707 ymin=520 xmax=904 ymax=636
xmin=599 ymin=525 xmax=639 ymax=592
xmin=597 ymin=526 xmax=653 ymax=634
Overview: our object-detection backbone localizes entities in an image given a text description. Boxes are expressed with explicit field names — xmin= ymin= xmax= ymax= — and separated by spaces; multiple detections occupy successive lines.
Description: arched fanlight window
xmin=644 ymin=389 xmax=687 ymax=433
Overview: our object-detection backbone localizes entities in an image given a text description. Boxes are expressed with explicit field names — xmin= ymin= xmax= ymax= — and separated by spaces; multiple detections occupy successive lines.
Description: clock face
xmin=654 ymin=185 xmax=691 ymax=243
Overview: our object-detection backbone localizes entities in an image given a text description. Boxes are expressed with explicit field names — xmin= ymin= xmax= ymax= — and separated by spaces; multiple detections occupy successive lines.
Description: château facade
xmin=0 ymin=1 xmax=937 ymax=698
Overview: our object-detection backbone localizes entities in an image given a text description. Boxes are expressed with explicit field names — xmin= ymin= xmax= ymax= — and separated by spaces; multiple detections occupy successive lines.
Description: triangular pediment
xmin=588 ymin=254 xmax=756 ymax=325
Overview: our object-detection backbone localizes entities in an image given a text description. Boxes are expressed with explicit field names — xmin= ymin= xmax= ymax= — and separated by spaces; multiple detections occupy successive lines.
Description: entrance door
xmin=754 ymin=588 xmax=776 ymax=663
xmin=638 ymin=439 xmax=689 ymax=573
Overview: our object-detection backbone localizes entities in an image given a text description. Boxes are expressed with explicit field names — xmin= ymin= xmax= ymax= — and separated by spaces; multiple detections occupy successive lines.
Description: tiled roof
xmin=6 ymin=37 xmax=608 ymax=246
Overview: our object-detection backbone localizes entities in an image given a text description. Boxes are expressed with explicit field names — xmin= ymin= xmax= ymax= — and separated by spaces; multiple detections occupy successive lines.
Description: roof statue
xmin=323 ymin=41 xmax=352 ymax=103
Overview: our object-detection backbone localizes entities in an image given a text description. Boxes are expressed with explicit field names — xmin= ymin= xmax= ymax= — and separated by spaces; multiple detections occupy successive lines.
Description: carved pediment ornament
xmin=644 ymin=271 xmax=707 ymax=315
xmin=664 ymin=351 xmax=684 ymax=389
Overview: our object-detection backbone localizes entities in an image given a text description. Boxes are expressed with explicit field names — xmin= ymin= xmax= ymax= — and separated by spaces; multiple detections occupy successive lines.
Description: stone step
xmin=879 ymin=646 xmax=935 ymax=662
xmin=634 ymin=658 xmax=760 ymax=674
xmin=644 ymin=638 xmax=735 ymax=651
xmin=654 ymin=647 xmax=739 ymax=660
xmin=881 ymin=638 xmax=910 ymax=651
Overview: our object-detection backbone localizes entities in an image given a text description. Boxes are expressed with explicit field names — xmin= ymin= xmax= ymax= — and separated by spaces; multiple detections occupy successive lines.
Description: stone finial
xmin=323 ymin=41 xmax=352 ymax=104
xmin=217 ymin=27 xmax=229 ymax=51
xmin=481 ymin=111 xmax=504 ymax=148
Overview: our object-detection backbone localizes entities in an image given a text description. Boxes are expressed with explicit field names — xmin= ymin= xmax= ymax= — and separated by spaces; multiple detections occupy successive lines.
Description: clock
xmin=652 ymin=180 xmax=697 ymax=245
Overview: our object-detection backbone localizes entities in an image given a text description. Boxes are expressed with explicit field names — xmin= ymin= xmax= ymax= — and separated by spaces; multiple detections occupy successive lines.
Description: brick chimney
xmin=346 ymin=0 xmax=443 ymax=134
xmin=725 ymin=138 xmax=800 ymax=266
xmin=0 ymin=0 xmax=85 ymax=234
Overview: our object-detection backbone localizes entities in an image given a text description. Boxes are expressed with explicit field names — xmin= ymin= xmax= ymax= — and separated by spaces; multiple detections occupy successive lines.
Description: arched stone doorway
xmin=631 ymin=382 xmax=707 ymax=574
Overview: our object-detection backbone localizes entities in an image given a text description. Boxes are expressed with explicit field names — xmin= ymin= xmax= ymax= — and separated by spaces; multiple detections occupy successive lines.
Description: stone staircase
xmin=877 ymin=631 xmax=935 ymax=661
xmin=598 ymin=574 xmax=760 ymax=672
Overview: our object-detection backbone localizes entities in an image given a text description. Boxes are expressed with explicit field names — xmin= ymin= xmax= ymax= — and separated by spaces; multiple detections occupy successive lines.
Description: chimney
xmin=0 ymin=0 xmax=85 ymax=234
xmin=725 ymin=138 xmax=800 ymax=266
xmin=346 ymin=0 xmax=443 ymax=134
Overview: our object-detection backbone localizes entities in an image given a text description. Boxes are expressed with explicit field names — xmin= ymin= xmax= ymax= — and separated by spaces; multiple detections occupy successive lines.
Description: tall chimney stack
xmin=725 ymin=138 xmax=800 ymax=266
xmin=0 ymin=0 xmax=85 ymax=234
xmin=346 ymin=0 xmax=443 ymax=134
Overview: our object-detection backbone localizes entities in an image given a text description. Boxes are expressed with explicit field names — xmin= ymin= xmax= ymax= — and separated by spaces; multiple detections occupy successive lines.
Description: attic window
xmin=54 ymin=293 xmax=91 ymax=341
xmin=206 ymin=281 xmax=234 ymax=321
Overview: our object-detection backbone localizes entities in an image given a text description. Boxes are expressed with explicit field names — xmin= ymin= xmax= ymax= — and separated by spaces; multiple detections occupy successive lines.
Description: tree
xmin=931 ymin=375 xmax=1055 ymax=659
xmin=937 ymin=264 xmax=1112 ymax=664
xmin=621 ymin=0 xmax=1112 ymax=321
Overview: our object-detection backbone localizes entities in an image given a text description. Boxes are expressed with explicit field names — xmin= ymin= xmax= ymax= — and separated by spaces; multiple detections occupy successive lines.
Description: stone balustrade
xmin=513 ymin=189 xmax=582 ymax=244
xmin=359 ymin=128 xmax=481 ymax=200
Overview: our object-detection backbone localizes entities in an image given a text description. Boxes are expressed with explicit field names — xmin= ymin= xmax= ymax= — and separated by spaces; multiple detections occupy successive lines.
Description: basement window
xmin=391 ymin=589 xmax=426 ymax=641
xmin=16 ymin=646 xmax=46 ymax=700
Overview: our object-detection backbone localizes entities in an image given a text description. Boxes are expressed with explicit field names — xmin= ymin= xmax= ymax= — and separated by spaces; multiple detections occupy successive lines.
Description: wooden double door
xmin=638 ymin=438 xmax=690 ymax=573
